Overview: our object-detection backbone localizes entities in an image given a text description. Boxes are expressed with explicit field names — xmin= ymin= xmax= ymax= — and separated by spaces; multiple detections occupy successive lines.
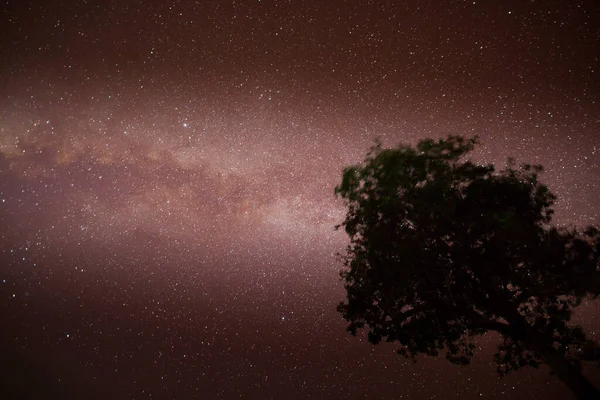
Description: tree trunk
xmin=502 ymin=307 xmax=600 ymax=400
xmin=534 ymin=343 xmax=600 ymax=400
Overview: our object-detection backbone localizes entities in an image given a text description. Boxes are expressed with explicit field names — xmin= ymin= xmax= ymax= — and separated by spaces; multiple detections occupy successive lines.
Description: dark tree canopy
xmin=335 ymin=136 xmax=600 ymax=399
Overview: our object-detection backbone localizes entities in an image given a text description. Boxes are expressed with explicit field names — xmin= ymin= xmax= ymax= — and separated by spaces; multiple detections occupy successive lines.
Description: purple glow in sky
xmin=1 ymin=0 xmax=599 ymax=398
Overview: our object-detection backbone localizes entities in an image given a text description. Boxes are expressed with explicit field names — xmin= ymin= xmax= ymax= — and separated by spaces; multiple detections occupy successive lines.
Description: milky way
xmin=1 ymin=1 xmax=599 ymax=399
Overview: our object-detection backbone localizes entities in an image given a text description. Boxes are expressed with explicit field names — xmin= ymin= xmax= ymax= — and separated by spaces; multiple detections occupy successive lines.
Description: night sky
xmin=1 ymin=0 xmax=599 ymax=399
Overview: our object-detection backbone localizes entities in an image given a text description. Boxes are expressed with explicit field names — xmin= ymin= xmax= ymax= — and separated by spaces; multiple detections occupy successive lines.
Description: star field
xmin=1 ymin=0 xmax=599 ymax=399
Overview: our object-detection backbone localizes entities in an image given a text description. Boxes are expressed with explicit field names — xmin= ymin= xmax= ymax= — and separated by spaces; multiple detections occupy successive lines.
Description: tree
xmin=335 ymin=136 xmax=600 ymax=399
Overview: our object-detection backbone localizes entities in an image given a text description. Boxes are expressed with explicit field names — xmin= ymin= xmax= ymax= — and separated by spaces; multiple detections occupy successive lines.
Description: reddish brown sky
xmin=1 ymin=0 xmax=599 ymax=399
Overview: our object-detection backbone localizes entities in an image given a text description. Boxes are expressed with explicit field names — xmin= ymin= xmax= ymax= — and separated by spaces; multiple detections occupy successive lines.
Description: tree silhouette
xmin=335 ymin=136 xmax=600 ymax=399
